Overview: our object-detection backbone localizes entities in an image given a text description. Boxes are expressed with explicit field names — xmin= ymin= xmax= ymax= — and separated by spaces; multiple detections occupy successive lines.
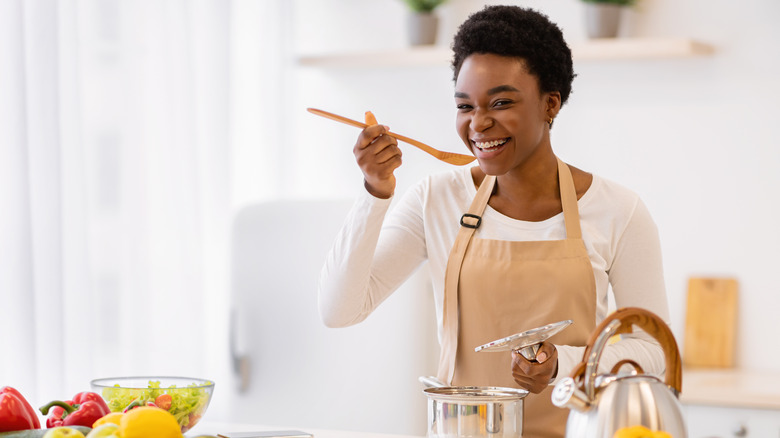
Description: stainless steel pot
xmin=423 ymin=386 xmax=528 ymax=438
xmin=418 ymin=320 xmax=564 ymax=437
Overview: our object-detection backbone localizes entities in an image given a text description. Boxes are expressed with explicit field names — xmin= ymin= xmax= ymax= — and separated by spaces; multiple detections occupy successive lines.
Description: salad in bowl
xmin=91 ymin=376 xmax=214 ymax=433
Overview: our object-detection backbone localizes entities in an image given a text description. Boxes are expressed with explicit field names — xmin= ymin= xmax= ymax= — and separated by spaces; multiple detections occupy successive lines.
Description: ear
xmin=545 ymin=91 xmax=562 ymax=120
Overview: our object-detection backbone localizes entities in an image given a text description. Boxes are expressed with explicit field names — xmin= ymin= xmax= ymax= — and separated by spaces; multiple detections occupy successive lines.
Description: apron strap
xmin=440 ymin=173 xmax=496 ymax=384
xmin=557 ymin=157 xmax=582 ymax=240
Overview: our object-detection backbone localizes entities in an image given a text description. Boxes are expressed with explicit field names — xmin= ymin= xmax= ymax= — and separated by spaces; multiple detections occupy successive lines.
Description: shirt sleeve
xmin=554 ymin=197 xmax=671 ymax=384
xmin=318 ymin=186 xmax=429 ymax=328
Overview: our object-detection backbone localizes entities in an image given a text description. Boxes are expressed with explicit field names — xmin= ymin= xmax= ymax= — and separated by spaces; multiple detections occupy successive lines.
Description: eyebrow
xmin=454 ymin=84 xmax=520 ymax=99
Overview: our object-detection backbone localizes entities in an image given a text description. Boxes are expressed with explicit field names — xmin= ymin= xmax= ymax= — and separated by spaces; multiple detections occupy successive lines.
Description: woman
xmin=318 ymin=5 xmax=670 ymax=438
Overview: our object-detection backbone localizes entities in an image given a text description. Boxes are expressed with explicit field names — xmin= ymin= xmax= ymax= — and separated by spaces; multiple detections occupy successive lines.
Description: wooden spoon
xmin=307 ymin=108 xmax=476 ymax=166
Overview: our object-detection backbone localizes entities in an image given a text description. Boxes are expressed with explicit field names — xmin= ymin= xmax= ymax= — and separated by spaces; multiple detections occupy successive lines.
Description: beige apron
xmin=437 ymin=158 xmax=597 ymax=438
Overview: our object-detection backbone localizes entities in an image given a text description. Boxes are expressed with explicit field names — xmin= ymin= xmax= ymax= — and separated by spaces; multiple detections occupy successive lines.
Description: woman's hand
xmin=354 ymin=124 xmax=402 ymax=199
xmin=511 ymin=342 xmax=558 ymax=394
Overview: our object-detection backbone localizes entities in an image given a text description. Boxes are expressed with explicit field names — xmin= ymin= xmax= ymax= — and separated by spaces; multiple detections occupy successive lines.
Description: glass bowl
xmin=91 ymin=376 xmax=214 ymax=433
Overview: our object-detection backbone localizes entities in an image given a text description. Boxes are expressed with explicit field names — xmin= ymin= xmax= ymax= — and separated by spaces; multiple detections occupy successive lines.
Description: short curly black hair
xmin=451 ymin=5 xmax=576 ymax=106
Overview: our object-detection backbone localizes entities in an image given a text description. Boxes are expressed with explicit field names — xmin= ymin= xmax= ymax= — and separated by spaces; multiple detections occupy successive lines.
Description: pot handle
xmin=571 ymin=307 xmax=682 ymax=400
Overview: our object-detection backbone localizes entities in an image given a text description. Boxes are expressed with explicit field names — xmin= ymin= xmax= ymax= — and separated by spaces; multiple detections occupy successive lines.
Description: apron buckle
xmin=460 ymin=213 xmax=482 ymax=229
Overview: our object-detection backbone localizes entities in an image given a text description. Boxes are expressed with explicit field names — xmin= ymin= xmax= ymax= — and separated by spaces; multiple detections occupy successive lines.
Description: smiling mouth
xmin=473 ymin=138 xmax=509 ymax=151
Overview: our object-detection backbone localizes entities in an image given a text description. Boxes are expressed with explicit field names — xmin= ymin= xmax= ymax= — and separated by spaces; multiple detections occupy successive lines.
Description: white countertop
xmin=191 ymin=421 xmax=424 ymax=438
xmin=192 ymin=370 xmax=780 ymax=437
xmin=681 ymin=368 xmax=780 ymax=410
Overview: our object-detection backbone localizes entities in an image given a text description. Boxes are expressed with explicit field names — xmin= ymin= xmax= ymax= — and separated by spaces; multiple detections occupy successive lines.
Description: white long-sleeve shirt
xmin=319 ymin=166 xmax=671 ymax=382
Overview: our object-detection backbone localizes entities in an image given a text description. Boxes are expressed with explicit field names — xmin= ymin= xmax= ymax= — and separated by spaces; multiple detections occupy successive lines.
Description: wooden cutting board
xmin=683 ymin=277 xmax=738 ymax=368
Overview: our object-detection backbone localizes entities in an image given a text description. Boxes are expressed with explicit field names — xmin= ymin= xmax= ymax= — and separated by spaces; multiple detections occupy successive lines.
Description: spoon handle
xmin=307 ymin=107 xmax=476 ymax=166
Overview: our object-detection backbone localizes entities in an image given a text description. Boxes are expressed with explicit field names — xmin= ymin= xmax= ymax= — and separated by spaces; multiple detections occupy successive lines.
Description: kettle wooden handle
xmin=572 ymin=307 xmax=682 ymax=395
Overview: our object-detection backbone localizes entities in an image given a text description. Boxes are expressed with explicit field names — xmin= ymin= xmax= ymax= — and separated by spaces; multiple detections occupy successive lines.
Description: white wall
xmin=230 ymin=0 xmax=780 ymax=432
xmin=263 ymin=0 xmax=780 ymax=367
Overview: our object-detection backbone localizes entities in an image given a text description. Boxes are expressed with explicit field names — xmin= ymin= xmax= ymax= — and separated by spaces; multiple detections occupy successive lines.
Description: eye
xmin=493 ymin=99 xmax=513 ymax=108
xmin=456 ymin=103 xmax=473 ymax=111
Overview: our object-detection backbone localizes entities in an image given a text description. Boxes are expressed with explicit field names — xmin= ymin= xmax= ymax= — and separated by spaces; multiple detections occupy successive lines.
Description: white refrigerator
xmin=228 ymin=199 xmax=438 ymax=435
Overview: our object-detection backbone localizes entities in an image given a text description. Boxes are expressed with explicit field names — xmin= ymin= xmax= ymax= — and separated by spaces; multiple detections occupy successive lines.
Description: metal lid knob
xmin=551 ymin=377 xmax=591 ymax=412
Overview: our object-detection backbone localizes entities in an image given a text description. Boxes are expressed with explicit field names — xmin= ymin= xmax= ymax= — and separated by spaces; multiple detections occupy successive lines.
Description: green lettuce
xmin=101 ymin=380 xmax=211 ymax=431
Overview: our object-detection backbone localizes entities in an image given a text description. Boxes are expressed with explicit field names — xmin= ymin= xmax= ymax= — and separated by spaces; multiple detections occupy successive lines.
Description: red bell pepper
xmin=70 ymin=392 xmax=109 ymax=414
xmin=0 ymin=386 xmax=41 ymax=432
xmin=39 ymin=392 xmax=110 ymax=428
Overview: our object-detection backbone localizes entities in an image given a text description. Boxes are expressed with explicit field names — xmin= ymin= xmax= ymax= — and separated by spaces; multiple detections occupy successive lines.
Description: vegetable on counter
xmin=117 ymin=406 xmax=181 ymax=438
xmin=40 ymin=393 xmax=110 ymax=429
xmin=84 ymin=424 xmax=117 ymax=438
xmin=42 ymin=427 xmax=85 ymax=438
xmin=0 ymin=426 xmax=91 ymax=438
xmin=0 ymin=386 xmax=41 ymax=432
xmin=612 ymin=425 xmax=672 ymax=438
xmin=90 ymin=413 xmax=122 ymax=429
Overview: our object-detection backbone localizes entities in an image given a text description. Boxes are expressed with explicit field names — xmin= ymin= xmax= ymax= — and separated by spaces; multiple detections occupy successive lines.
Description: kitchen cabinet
xmin=297 ymin=37 xmax=713 ymax=68
xmin=684 ymin=404 xmax=780 ymax=437
xmin=682 ymin=368 xmax=780 ymax=437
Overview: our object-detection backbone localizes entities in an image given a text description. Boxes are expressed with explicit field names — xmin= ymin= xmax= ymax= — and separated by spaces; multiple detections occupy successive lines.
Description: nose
xmin=470 ymin=108 xmax=493 ymax=132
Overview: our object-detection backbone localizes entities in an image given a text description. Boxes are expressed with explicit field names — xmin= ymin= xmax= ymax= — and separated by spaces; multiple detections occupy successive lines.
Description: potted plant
xmin=581 ymin=0 xmax=637 ymax=39
xmin=401 ymin=0 xmax=447 ymax=46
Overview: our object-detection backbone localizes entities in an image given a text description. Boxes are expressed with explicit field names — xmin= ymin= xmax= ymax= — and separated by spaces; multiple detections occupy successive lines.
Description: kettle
xmin=551 ymin=307 xmax=687 ymax=438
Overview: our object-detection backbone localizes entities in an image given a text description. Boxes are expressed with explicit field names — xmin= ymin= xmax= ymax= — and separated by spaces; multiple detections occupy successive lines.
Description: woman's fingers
xmin=354 ymin=123 xmax=401 ymax=198
xmin=534 ymin=341 xmax=557 ymax=365
xmin=355 ymin=124 xmax=392 ymax=149
xmin=356 ymin=111 xmax=398 ymax=164
xmin=355 ymin=125 xmax=401 ymax=164
xmin=510 ymin=343 xmax=559 ymax=394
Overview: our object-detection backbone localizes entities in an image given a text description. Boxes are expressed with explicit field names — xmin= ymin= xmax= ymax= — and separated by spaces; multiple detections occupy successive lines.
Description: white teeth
xmin=474 ymin=138 xmax=508 ymax=150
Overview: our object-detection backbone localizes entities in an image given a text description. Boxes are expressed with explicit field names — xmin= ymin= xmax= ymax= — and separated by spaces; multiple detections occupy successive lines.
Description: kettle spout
xmin=552 ymin=377 xmax=591 ymax=412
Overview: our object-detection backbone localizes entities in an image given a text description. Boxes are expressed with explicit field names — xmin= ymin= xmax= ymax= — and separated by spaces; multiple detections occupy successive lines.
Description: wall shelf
xmin=682 ymin=368 xmax=780 ymax=410
xmin=297 ymin=37 xmax=714 ymax=68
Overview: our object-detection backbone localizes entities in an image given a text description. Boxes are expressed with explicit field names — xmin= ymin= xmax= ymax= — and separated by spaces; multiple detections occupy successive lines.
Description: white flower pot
xmin=584 ymin=3 xmax=624 ymax=38
xmin=407 ymin=12 xmax=438 ymax=46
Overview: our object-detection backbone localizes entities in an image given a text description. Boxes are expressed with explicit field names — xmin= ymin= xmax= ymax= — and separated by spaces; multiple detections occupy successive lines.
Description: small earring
xmin=548 ymin=117 xmax=553 ymax=128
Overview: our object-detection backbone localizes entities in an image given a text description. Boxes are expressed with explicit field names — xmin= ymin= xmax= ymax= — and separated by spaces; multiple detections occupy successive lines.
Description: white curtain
xmin=0 ymin=0 xmax=235 ymax=414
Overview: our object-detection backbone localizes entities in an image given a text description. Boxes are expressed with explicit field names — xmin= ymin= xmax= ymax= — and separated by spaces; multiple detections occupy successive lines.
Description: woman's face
xmin=454 ymin=53 xmax=558 ymax=176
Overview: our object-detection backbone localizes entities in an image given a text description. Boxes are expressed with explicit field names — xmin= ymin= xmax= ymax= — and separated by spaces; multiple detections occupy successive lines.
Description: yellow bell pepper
xmin=93 ymin=412 xmax=124 ymax=428
xmin=613 ymin=425 xmax=673 ymax=438
xmin=118 ymin=406 xmax=182 ymax=438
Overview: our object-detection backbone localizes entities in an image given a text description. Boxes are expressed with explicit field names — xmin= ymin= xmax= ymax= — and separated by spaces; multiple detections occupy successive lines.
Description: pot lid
xmin=474 ymin=319 xmax=573 ymax=354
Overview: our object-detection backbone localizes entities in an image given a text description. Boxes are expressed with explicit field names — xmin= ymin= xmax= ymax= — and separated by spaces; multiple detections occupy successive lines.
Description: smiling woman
xmin=317 ymin=5 xmax=671 ymax=438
